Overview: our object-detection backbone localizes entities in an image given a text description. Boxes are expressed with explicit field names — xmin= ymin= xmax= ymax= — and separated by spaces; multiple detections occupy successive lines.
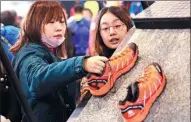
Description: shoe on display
xmin=81 ymin=42 xmax=139 ymax=97
xmin=118 ymin=63 xmax=166 ymax=122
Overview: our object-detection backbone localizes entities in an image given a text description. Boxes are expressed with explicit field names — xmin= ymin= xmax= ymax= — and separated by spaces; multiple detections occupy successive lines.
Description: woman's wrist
xmin=82 ymin=56 xmax=90 ymax=73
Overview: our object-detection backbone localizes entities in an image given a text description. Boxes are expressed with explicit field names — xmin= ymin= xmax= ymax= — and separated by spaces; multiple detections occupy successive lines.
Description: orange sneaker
xmin=118 ymin=63 xmax=166 ymax=122
xmin=81 ymin=42 xmax=138 ymax=97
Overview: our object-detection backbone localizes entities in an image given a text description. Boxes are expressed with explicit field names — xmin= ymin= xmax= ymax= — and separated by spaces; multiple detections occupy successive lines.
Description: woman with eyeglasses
xmin=93 ymin=6 xmax=133 ymax=58
xmin=80 ymin=6 xmax=134 ymax=99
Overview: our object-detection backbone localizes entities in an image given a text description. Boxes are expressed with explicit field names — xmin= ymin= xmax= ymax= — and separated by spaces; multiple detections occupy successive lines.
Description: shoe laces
xmin=137 ymin=69 xmax=152 ymax=106
xmin=109 ymin=48 xmax=133 ymax=74
xmin=138 ymin=69 xmax=150 ymax=83
xmin=109 ymin=48 xmax=131 ymax=61
xmin=106 ymin=48 xmax=133 ymax=92
xmin=107 ymin=61 xmax=113 ymax=90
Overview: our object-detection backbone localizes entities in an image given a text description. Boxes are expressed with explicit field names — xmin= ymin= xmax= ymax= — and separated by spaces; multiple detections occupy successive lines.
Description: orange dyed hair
xmin=10 ymin=1 xmax=67 ymax=58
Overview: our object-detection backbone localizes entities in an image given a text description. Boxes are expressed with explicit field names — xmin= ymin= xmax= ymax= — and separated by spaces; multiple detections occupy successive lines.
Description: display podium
xmin=68 ymin=1 xmax=190 ymax=122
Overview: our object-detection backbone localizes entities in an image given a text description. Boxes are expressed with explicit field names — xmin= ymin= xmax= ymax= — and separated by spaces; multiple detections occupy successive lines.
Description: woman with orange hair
xmin=10 ymin=1 xmax=108 ymax=122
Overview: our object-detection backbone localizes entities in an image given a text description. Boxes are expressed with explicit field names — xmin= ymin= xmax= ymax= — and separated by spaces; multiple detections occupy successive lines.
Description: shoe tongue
xmin=119 ymin=82 xmax=139 ymax=105
xmin=127 ymin=82 xmax=139 ymax=102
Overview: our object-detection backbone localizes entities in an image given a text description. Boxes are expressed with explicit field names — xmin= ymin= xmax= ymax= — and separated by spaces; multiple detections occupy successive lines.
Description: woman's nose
xmin=55 ymin=22 xmax=65 ymax=31
xmin=56 ymin=28 xmax=62 ymax=32
xmin=109 ymin=27 xmax=116 ymax=36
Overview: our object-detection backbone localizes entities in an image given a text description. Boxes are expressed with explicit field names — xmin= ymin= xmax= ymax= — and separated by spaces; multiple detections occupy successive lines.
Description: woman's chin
xmin=110 ymin=43 xmax=119 ymax=49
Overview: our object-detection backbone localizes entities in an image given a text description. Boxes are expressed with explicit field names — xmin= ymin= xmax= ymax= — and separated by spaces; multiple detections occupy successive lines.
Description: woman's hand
xmin=83 ymin=56 xmax=108 ymax=75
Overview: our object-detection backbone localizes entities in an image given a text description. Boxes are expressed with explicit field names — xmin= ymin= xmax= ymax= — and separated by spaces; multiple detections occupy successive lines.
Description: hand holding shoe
xmin=83 ymin=56 xmax=108 ymax=75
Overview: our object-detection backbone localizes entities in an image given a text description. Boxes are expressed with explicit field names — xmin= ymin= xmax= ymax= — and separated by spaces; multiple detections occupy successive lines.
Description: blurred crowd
xmin=1 ymin=1 xmax=152 ymax=59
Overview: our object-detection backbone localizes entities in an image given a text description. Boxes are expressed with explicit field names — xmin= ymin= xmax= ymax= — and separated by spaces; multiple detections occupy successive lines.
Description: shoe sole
xmin=89 ymin=46 xmax=139 ymax=96
xmin=123 ymin=64 xmax=166 ymax=122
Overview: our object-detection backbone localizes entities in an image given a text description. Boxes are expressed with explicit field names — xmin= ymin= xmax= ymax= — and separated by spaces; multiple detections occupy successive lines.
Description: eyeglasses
xmin=100 ymin=24 xmax=125 ymax=34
